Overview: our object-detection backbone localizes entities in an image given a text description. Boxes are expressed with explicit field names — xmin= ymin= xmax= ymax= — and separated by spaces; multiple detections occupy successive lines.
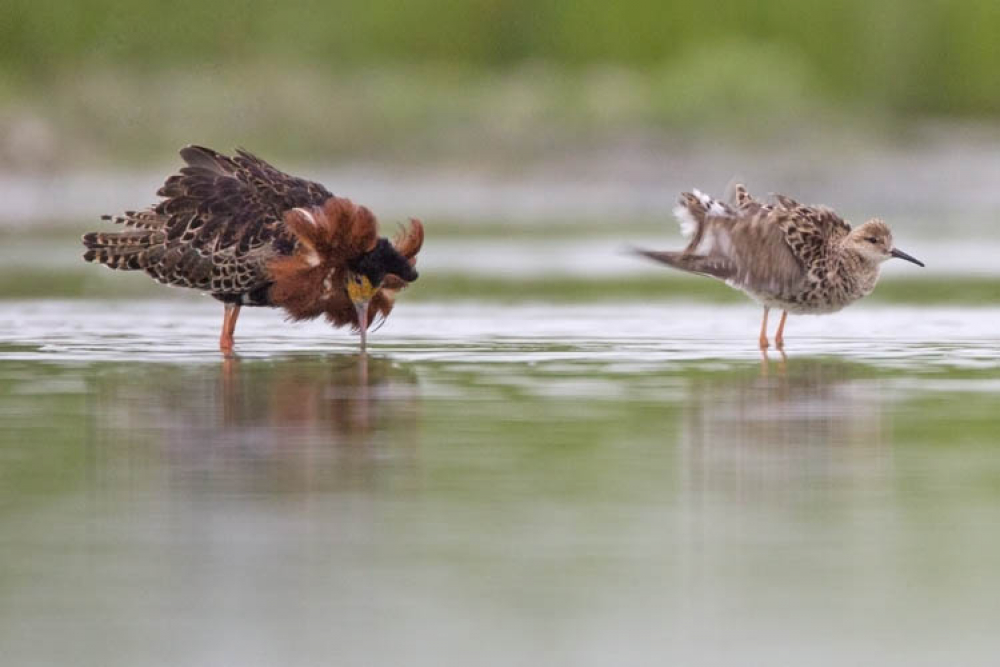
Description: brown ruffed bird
xmin=635 ymin=184 xmax=923 ymax=349
xmin=83 ymin=146 xmax=423 ymax=353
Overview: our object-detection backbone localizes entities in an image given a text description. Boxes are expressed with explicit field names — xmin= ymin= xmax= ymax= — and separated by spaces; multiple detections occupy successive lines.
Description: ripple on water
xmin=0 ymin=300 xmax=998 ymax=371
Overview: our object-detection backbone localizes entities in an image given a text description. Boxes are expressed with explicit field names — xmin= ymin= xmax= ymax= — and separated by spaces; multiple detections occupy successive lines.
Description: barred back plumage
xmin=84 ymin=146 xmax=333 ymax=298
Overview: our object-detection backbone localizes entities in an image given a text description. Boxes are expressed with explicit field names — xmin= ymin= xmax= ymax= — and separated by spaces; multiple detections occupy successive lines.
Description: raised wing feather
xmin=639 ymin=187 xmax=806 ymax=300
xmin=149 ymin=146 xmax=334 ymax=294
xmin=697 ymin=212 xmax=807 ymax=298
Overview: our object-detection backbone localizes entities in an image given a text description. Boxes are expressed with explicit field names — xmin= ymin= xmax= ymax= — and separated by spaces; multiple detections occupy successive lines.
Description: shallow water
xmin=2 ymin=301 xmax=1000 ymax=666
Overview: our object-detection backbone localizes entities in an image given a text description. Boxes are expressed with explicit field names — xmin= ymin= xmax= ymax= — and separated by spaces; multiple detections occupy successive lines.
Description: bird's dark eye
xmin=865 ymin=237 xmax=878 ymax=243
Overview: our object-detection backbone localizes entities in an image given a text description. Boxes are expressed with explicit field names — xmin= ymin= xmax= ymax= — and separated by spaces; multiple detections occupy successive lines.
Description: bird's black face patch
xmin=349 ymin=238 xmax=418 ymax=286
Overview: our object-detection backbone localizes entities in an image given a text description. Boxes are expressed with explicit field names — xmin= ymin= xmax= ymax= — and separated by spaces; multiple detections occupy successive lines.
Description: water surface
xmin=2 ymin=301 xmax=999 ymax=666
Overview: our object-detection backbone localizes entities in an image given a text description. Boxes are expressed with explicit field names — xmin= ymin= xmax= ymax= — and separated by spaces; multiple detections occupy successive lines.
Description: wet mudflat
xmin=1 ymin=300 xmax=999 ymax=666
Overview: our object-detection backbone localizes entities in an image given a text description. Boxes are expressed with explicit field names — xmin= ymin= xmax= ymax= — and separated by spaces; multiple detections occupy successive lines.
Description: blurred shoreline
xmin=3 ymin=123 xmax=1000 ymax=229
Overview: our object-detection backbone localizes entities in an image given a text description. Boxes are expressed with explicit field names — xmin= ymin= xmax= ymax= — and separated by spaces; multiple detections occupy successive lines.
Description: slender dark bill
xmin=891 ymin=248 xmax=925 ymax=267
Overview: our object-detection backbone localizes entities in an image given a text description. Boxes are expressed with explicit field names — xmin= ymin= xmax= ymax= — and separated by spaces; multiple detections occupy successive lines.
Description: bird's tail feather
xmin=82 ymin=230 xmax=162 ymax=248
xmin=82 ymin=229 xmax=165 ymax=271
xmin=82 ymin=245 xmax=148 ymax=270
xmin=632 ymin=247 xmax=735 ymax=281
xmin=99 ymin=211 xmax=168 ymax=230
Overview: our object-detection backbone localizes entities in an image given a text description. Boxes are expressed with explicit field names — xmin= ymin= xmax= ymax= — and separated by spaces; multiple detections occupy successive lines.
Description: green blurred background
xmin=1 ymin=0 xmax=999 ymax=302
xmin=3 ymin=0 xmax=1000 ymax=167
xmin=5 ymin=0 xmax=999 ymax=114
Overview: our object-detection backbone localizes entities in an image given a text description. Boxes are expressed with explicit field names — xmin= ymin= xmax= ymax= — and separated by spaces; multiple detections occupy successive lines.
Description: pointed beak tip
xmin=891 ymin=248 xmax=925 ymax=268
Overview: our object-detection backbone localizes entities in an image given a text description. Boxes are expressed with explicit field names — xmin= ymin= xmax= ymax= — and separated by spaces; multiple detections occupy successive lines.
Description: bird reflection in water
xmin=219 ymin=355 xmax=394 ymax=440
xmin=679 ymin=358 xmax=891 ymax=501
xmin=92 ymin=354 xmax=420 ymax=491
xmin=759 ymin=348 xmax=787 ymax=377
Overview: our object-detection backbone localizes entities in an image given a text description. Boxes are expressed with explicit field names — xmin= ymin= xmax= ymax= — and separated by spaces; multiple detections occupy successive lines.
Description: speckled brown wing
xmin=774 ymin=201 xmax=852 ymax=268
xmin=154 ymin=146 xmax=334 ymax=297
xmin=84 ymin=146 xmax=333 ymax=300
xmin=702 ymin=210 xmax=807 ymax=299
xmin=637 ymin=187 xmax=806 ymax=300
xmin=771 ymin=200 xmax=853 ymax=303
xmin=729 ymin=185 xmax=852 ymax=277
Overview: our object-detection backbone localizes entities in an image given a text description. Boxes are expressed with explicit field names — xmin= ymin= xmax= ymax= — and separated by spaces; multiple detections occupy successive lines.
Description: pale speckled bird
xmin=635 ymin=184 xmax=924 ymax=349
xmin=83 ymin=146 xmax=423 ymax=354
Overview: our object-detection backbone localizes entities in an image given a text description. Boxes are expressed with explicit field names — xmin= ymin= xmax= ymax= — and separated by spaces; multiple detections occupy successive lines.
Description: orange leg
xmin=220 ymin=303 xmax=241 ymax=354
xmin=775 ymin=310 xmax=789 ymax=350
xmin=758 ymin=307 xmax=770 ymax=350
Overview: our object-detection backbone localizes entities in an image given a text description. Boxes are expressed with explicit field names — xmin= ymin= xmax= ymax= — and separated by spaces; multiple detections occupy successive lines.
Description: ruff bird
xmin=635 ymin=184 xmax=923 ymax=349
xmin=83 ymin=146 xmax=423 ymax=353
